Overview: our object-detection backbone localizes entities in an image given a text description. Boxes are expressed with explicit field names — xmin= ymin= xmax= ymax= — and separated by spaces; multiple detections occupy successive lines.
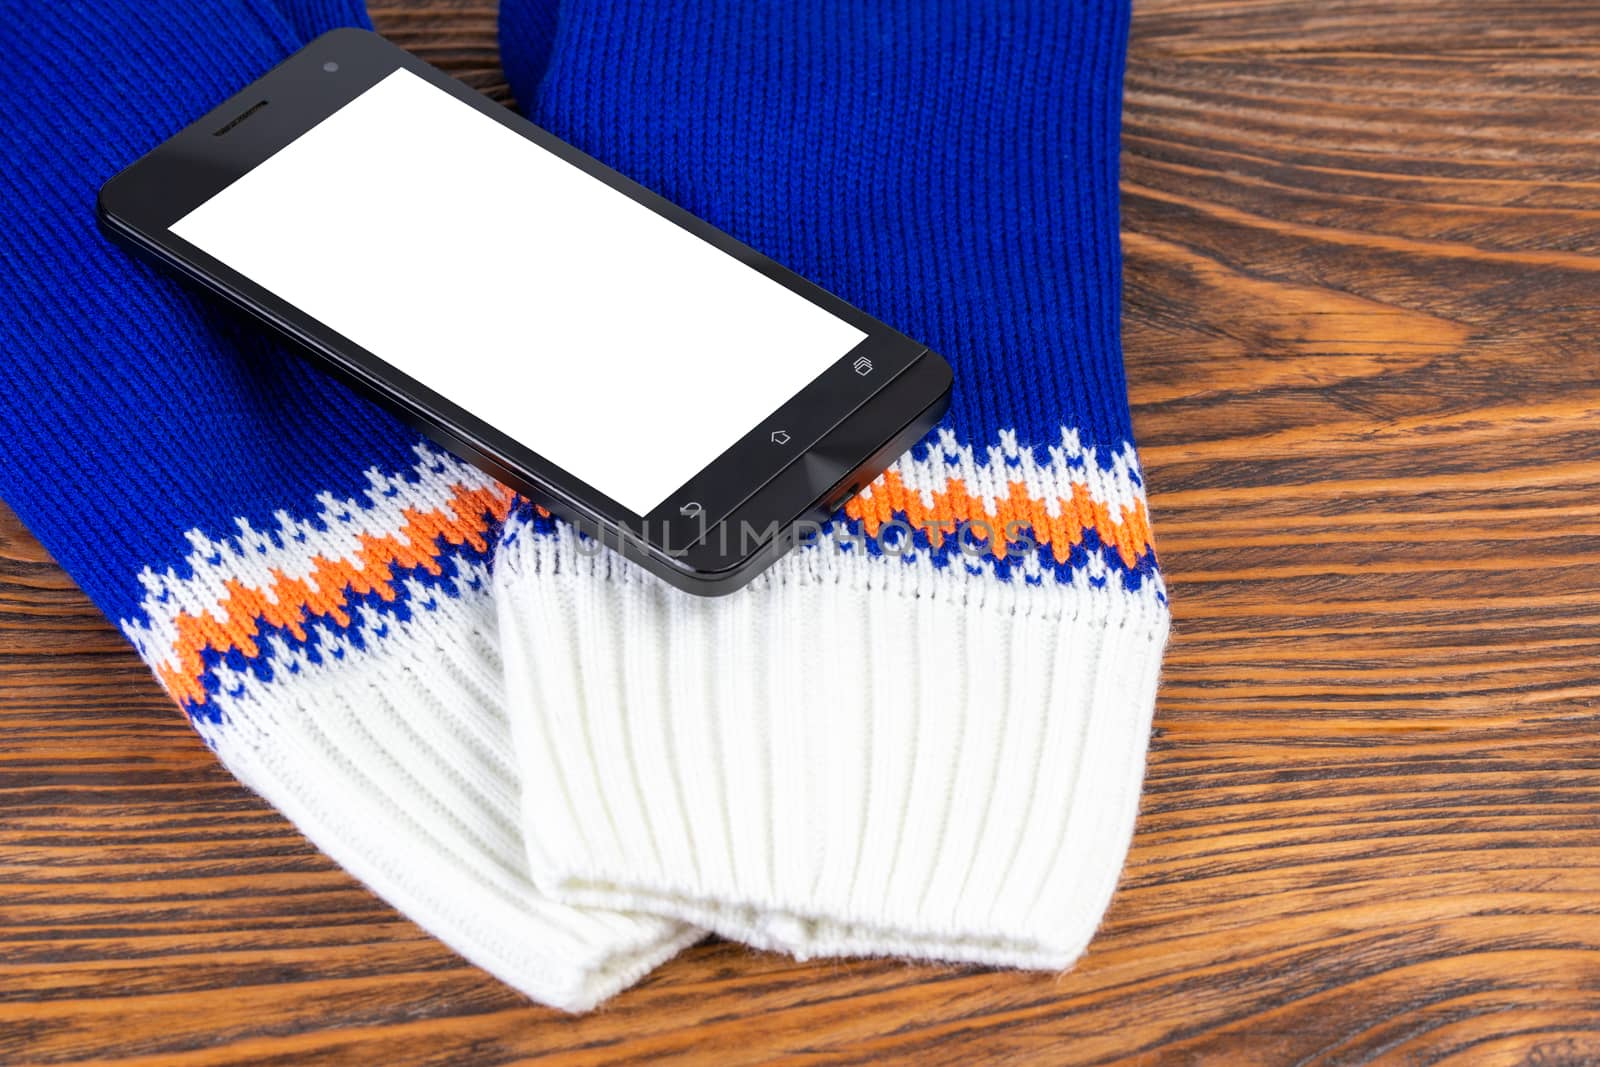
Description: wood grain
xmin=4 ymin=0 xmax=1600 ymax=1063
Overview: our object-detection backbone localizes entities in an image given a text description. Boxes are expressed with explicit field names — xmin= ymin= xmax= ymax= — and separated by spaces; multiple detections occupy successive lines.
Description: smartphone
xmin=97 ymin=28 xmax=951 ymax=596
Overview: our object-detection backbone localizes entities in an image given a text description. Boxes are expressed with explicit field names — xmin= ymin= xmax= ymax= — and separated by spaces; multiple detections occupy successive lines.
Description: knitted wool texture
xmin=494 ymin=0 xmax=1169 ymax=966
xmin=0 ymin=0 xmax=699 ymax=1012
xmin=0 ymin=0 xmax=1167 ymax=1007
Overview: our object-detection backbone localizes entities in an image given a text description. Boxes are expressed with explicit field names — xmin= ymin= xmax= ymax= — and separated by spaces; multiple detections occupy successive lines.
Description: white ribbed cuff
xmin=193 ymin=583 xmax=702 ymax=1012
xmin=496 ymin=523 xmax=1168 ymax=969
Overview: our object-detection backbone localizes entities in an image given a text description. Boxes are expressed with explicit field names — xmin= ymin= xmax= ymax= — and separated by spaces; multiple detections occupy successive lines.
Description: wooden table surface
xmin=5 ymin=1 xmax=1600 ymax=1063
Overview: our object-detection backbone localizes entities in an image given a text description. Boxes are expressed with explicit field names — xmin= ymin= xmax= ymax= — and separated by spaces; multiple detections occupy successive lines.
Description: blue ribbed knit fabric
xmin=500 ymin=0 xmax=1158 ymax=591
xmin=0 ymin=0 xmax=429 ymax=639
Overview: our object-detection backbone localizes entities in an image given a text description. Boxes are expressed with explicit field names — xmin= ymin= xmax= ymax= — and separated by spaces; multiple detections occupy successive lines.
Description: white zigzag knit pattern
xmin=120 ymin=445 xmax=498 ymax=688
xmin=887 ymin=426 xmax=1150 ymax=532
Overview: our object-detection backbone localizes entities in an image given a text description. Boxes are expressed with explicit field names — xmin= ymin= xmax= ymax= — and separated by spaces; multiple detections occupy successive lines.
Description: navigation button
xmin=770 ymin=429 xmax=792 ymax=445
xmin=853 ymin=356 xmax=873 ymax=376
xmin=678 ymin=501 xmax=704 ymax=519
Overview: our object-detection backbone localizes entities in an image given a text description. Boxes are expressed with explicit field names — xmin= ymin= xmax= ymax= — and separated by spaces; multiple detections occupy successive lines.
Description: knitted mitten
xmin=493 ymin=0 xmax=1170 ymax=968
xmin=0 ymin=0 xmax=697 ymax=1011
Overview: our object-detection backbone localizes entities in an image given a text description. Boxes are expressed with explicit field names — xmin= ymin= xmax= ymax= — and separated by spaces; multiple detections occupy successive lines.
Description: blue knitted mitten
xmin=493 ymin=0 xmax=1169 ymax=967
xmin=0 ymin=0 xmax=698 ymax=1011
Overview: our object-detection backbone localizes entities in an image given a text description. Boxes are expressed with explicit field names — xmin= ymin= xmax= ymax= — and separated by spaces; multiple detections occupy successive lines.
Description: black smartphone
xmin=98 ymin=28 xmax=951 ymax=596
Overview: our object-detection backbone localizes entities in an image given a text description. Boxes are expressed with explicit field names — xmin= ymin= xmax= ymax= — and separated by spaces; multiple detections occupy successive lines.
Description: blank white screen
xmin=172 ymin=68 xmax=866 ymax=515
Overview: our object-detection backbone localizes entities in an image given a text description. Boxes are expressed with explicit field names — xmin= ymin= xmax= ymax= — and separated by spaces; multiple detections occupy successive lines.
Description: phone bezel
xmin=96 ymin=28 xmax=951 ymax=594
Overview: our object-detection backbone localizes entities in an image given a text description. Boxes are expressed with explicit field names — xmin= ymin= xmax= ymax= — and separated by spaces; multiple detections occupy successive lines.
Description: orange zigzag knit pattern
xmin=154 ymin=481 xmax=513 ymax=706
xmin=844 ymin=469 xmax=1153 ymax=566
